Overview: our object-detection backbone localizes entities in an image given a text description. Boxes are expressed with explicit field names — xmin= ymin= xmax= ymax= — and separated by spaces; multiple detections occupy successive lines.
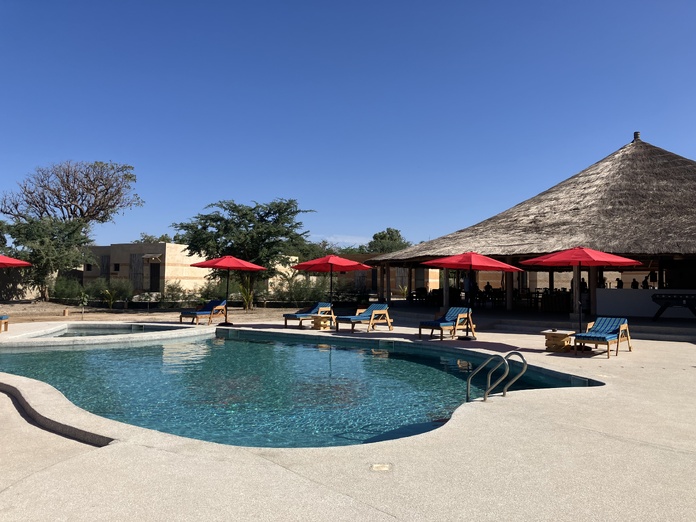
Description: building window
xmin=113 ymin=263 xmax=120 ymax=272
xmin=85 ymin=264 xmax=92 ymax=272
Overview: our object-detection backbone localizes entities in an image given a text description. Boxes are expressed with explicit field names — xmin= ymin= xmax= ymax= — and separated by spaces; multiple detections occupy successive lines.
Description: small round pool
xmin=0 ymin=337 xmax=566 ymax=448
xmin=36 ymin=323 xmax=189 ymax=337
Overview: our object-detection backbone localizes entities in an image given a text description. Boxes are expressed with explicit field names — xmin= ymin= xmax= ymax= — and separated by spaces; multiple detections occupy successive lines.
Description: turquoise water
xmin=0 ymin=338 xmax=558 ymax=447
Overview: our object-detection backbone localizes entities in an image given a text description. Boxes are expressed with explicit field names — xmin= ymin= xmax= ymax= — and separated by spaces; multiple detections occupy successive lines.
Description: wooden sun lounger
xmin=573 ymin=317 xmax=632 ymax=358
xmin=335 ymin=303 xmax=393 ymax=332
xmin=179 ymin=300 xmax=227 ymax=325
xmin=418 ymin=307 xmax=476 ymax=340
xmin=283 ymin=302 xmax=333 ymax=328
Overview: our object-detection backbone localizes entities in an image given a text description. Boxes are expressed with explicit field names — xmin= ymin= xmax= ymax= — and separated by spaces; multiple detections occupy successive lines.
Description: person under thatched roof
xmin=372 ymin=132 xmax=696 ymax=264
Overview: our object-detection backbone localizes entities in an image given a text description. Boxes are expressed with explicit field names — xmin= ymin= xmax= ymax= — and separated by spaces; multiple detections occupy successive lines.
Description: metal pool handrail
xmin=466 ymin=351 xmax=529 ymax=402
xmin=502 ymin=351 xmax=528 ymax=397
xmin=466 ymin=354 xmax=508 ymax=402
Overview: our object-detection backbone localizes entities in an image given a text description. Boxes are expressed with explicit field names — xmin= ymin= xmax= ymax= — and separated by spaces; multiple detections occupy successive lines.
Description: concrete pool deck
xmin=1 ymin=317 xmax=695 ymax=520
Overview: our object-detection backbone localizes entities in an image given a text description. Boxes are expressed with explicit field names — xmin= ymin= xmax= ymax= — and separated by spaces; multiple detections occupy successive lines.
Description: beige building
xmin=84 ymin=243 xmax=208 ymax=294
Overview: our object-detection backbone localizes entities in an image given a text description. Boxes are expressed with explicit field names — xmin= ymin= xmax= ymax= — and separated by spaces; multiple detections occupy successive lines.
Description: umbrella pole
xmin=577 ymin=263 xmax=582 ymax=334
xmin=458 ymin=269 xmax=477 ymax=341
xmin=221 ymin=269 xmax=233 ymax=326
xmin=330 ymin=266 xmax=334 ymax=305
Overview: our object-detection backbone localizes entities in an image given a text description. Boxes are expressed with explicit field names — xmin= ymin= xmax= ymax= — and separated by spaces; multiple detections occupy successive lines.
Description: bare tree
xmin=1 ymin=161 xmax=144 ymax=223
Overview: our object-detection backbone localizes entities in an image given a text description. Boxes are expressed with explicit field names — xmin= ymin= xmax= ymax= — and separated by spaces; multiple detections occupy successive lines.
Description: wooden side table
xmin=312 ymin=315 xmax=331 ymax=330
xmin=541 ymin=329 xmax=575 ymax=352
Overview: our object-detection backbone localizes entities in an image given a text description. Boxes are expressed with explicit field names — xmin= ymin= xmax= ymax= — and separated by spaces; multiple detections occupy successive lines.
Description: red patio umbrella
xmin=422 ymin=252 xmax=523 ymax=272
xmin=423 ymin=252 xmax=522 ymax=339
xmin=291 ymin=255 xmax=371 ymax=304
xmin=0 ymin=254 xmax=32 ymax=268
xmin=521 ymin=247 xmax=640 ymax=331
xmin=191 ymin=255 xmax=266 ymax=325
xmin=520 ymin=247 xmax=640 ymax=268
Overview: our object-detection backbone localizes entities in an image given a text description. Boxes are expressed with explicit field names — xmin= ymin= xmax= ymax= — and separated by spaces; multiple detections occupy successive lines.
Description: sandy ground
xmin=0 ymin=301 xmax=289 ymax=325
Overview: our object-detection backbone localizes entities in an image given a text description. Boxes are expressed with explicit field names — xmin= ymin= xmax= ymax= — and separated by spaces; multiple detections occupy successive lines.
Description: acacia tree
xmin=0 ymin=161 xmax=143 ymax=224
xmin=1 ymin=218 xmax=93 ymax=300
xmin=0 ymin=160 xmax=143 ymax=299
xmin=172 ymin=199 xmax=312 ymax=307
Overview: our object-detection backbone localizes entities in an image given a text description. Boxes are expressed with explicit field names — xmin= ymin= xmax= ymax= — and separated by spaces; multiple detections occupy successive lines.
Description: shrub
xmin=84 ymin=278 xmax=109 ymax=298
xmin=270 ymin=273 xmax=328 ymax=304
xmin=109 ymin=278 xmax=133 ymax=302
xmin=162 ymin=280 xmax=187 ymax=302
xmin=199 ymin=278 xmax=227 ymax=301
xmin=53 ymin=276 xmax=84 ymax=299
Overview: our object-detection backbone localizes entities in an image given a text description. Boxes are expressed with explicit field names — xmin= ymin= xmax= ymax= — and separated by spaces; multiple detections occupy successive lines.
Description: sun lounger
xmin=573 ymin=317 xmax=632 ymax=358
xmin=418 ymin=307 xmax=475 ymax=340
xmin=0 ymin=315 xmax=8 ymax=333
xmin=179 ymin=299 xmax=227 ymax=325
xmin=283 ymin=302 xmax=333 ymax=328
xmin=335 ymin=303 xmax=393 ymax=332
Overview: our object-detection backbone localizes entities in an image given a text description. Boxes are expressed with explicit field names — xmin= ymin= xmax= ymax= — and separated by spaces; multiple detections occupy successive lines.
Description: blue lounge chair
xmin=335 ymin=303 xmax=393 ymax=332
xmin=179 ymin=299 xmax=227 ymax=325
xmin=573 ymin=317 xmax=632 ymax=358
xmin=0 ymin=314 xmax=8 ymax=333
xmin=283 ymin=302 xmax=333 ymax=328
xmin=418 ymin=307 xmax=475 ymax=340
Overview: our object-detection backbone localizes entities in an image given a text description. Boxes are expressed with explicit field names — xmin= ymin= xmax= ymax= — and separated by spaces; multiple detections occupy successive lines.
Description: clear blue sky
xmin=2 ymin=1 xmax=695 ymax=248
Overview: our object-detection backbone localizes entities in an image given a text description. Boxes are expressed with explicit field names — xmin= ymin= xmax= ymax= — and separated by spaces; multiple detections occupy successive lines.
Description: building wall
xmin=84 ymin=243 xmax=208 ymax=294
xmin=162 ymin=243 xmax=210 ymax=291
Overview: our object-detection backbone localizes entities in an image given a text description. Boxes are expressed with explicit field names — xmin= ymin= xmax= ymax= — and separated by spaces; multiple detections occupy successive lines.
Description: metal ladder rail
xmin=466 ymin=355 xmax=509 ymax=402
xmin=502 ymin=351 xmax=528 ymax=397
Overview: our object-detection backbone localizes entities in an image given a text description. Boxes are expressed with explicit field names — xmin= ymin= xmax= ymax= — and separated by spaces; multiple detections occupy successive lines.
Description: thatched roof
xmin=373 ymin=132 xmax=696 ymax=264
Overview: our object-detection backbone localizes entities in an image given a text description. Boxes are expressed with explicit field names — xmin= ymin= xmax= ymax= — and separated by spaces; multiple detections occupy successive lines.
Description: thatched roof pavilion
xmin=372 ymin=132 xmax=696 ymax=265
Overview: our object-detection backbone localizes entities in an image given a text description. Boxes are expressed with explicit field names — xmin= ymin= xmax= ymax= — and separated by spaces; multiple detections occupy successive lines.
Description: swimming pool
xmin=0 ymin=322 xmax=211 ymax=350
xmin=38 ymin=323 xmax=187 ymax=337
xmin=0 ymin=334 xmax=582 ymax=448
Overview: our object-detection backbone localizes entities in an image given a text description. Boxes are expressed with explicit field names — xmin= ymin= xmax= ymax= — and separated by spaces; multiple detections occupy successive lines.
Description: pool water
xmin=0 ymin=338 xmax=559 ymax=448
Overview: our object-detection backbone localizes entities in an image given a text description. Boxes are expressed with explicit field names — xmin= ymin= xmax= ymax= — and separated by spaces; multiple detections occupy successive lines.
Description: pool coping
xmin=0 ymin=322 xmax=600 ymax=449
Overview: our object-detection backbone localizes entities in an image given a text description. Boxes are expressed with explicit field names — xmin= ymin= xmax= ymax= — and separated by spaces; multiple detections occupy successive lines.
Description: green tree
xmin=337 ymin=228 xmax=412 ymax=254
xmin=0 ymin=160 xmax=143 ymax=225
xmin=363 ymin=228 xmax=411 ymax=254
xmin=0 ymin=160 xmax=143 ymax=300
xmin=286 ymin=238 xmax=338 ymax=261
xmin=172 ymin=199 xmax=312 ymax=308
xmin=133 ymin=232 xmax=173 ymax=243
xmin=2 ymin=218 xmax=93 ymax=300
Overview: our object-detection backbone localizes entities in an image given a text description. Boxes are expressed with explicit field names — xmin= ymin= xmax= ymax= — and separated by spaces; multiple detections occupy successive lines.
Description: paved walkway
xmin=1 ymin=318 xmax=695 ymax=520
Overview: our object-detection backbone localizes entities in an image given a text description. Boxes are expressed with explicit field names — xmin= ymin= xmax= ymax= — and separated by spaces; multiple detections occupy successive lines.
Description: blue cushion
xmin=337 ymin=304 xmax=389 ymax=322
xmin=284 ymin=302 xmax=331 ymax=319
xmin=283 ymin=312 xmax=310 ymax=319
xmin=576 ymin=333 xmax=619 ymax=342
xmin=576 ymin=317 xmax=627 ymax=342
xmin=181 ymin=300 xmax=225 ymax=317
